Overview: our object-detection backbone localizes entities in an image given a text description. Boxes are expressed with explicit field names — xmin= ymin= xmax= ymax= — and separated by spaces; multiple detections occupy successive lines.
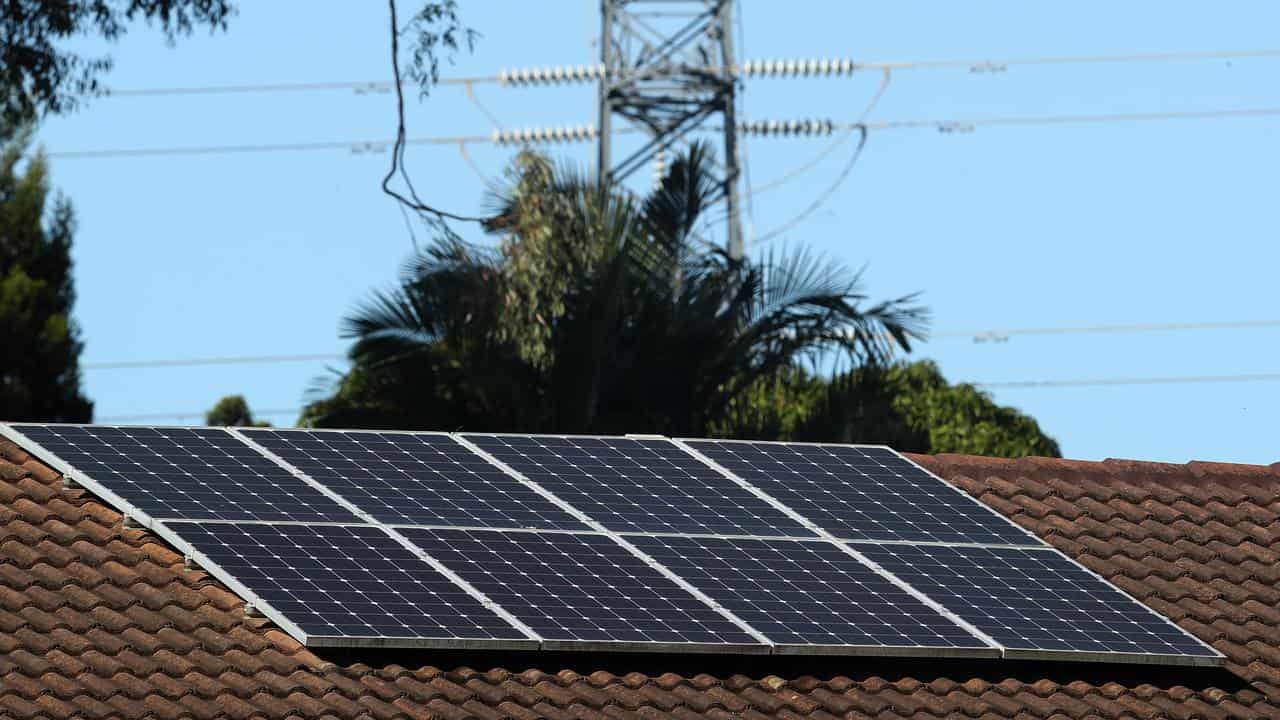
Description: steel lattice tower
xmin=597 ymin=0 xmax=744 ymax=258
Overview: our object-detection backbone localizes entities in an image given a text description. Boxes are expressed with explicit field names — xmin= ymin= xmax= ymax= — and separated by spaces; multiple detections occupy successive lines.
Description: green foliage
xmin=883 ymin=360 xmax=1059 ymax=457
xmin=204 ymin=394 xmax=270 ymax=427
xmin=714 ymin=360 xmax=1060 ymax=458
xmin=0 ymin=131 xmax=92 ymax=422
xmin=304 ymin=143 xmax=928 ymax=435
xmin=1 ymin=0 xmax=236 ymax=124
xmin=397 ymin=0 xmax=476 ymax=101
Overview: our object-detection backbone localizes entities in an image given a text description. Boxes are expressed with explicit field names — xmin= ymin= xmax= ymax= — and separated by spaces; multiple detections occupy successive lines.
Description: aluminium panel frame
xmin=670 ymin=436 xmax=1004 ymax=658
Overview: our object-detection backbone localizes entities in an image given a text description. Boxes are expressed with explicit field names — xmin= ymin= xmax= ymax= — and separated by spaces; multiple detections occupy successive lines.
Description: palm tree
xmin=301 ymin=143 xmax=928 ymax=434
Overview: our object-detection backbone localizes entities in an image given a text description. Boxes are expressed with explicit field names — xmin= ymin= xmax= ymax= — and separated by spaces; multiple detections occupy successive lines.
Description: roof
xmin=1 ymin=436 xmax=1277 ymax=720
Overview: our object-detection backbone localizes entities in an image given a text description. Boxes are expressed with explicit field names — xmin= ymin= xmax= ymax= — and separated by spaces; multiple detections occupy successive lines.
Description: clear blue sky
xmin=31 ymin=1 xmax=1280 ymax=464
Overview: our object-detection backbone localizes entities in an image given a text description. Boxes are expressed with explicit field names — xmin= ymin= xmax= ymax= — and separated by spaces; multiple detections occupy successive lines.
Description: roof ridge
xmin=913 ymin=452 xmax=1280 ymax=485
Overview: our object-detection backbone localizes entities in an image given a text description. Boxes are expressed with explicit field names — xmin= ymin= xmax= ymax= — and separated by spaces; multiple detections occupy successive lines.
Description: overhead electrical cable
xmin=96 ymin=369 xmax=1280 ymax=422
xmin=84 ymin=353 xmax=347 ymax=370
xmin=47 ymin=105 xmax=1280 ymax=161
xmin=97 ymin=408 xmax=304 ymax=423
xmin=932 ymin=318 xmax=1280 ymax=342
xmin=752 ymin=67 xmax=892 ymax=244
xmin=91 ymin=48 xmax=1280 ymax=99
xmin=81 ymin=319 xmax=1280 ymax=371
xmin=978 ymin=372 xmax=1280 ymax=390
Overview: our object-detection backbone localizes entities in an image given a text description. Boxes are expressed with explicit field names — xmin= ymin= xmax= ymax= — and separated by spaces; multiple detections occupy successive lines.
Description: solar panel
xmin=858 ymin=543 xmax=1221 ymax=662
xmin=172 ymin=521 xmax=531 ymax=645
xmin=628 ymin=535 xmax=993 ymax=654
xmin=463 ymin=434 xmax=814 ymax=537
xmin=7 ymin=424 xmax=357 ymax=523
xmin=240 ymin=429 xmax=587 ymax=531
xmin=685 ymin=440 xmax=1036 ymax=545
xmin=402 ymin=528 xmax=763 ymax=650
xmin=0 ymin=424 xmax=1223 ymax=665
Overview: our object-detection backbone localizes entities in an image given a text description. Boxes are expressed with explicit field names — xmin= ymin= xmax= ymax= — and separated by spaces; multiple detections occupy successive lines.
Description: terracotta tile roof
xmin=2 ymin=436 xmax=1277 ymax=720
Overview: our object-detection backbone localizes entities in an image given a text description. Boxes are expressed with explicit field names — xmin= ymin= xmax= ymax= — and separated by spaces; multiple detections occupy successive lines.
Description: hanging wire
xmin=751 ymin=67 xmax=892 ymax=244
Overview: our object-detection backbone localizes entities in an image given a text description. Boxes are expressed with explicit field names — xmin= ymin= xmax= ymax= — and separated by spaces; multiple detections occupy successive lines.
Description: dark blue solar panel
xmin=685 ymin=440 xmax=1035 ymax=545
xmin=463 ymin=434 xmax=814 ymax=537
xmin=628 ymin=535 xmax=985 ymax=650
xmin=403 ymin=528 xmax=760 ymax=646
xmin=174 ymin=522 xmax=527 ymax=642
xmin=240 ymin=429 xmax=587 ymax=531
xmin=859 ymin=544 xmax=1219 ymax=659
xmin=10 ymin=424 xmax=357 ymax=523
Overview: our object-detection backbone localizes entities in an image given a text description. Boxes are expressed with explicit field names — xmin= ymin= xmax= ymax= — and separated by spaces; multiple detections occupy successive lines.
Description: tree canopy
xmin=205 ymin=394 xmax=270 ymax=427
xmin=0 ymin=131 xmax=92 ymax=422
xmin=1 ymin=0 xmax=236 ymax=126
xmin=713 ymin=360 xmax=1060 ymax=457
xmin=303 ymin=145 xmax=927 ymax=435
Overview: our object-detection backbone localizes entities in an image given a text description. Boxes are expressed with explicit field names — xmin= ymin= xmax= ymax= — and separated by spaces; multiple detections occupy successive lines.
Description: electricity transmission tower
xmin=597 ymin=0 xmax=745 ymax=258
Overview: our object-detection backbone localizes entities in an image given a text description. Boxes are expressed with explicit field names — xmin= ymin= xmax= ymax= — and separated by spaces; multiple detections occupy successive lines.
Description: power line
xmin=90 ymin=48 xmax=1280 ymax=99
xmin=861 ymin=47 xmax=1280 ymax=73
xmin=96 ymin=369 xmax=1280 ymax=422
xmin=976 ymin=372 xmax=1280 ymax=390
xmin=84 ymin=353 xmax=346 ymax=370
xmin=752 ymin=67 xmax=891 ymax=244
xmin=858 ymin=106 xmax=1280 ymax=133
xmin=44 ymin=105 xmax=1280 ymax=161
xmin=80 ymin=319 xmax=1280 ymax=371
xmin=46 ymin=134 xmax=488 ymax=159
xmin=97 ymin=408 xmax=303 ymax=423
xmin=932 ymin=319 xmax=1280 ymax=343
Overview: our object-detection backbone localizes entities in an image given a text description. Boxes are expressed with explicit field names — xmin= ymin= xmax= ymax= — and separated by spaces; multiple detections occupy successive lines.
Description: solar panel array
xmin=404 ymin=528 xmax=758 ymax=647
xmin=241 ymin=429 xmax=586 ymax=530
xmin=860 ymin=543 xmax=1217 ymax=658
xmin=464 ymin=434 xmax=813 ymax=537
xmin=684 ymin=440 xmax=1036 ymax=545
xmin=0 ymin=423 xmax=1222 ymax=665
xmin=172 ymin=521 xmax=527 ymax=643
xmin=628 ymin=535 xmax=985 ymax=653
xmin=12 ymin=425 xmax=357 ymax=524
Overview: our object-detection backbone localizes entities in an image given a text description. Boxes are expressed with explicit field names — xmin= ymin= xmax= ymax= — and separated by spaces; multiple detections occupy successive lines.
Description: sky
xmin=28 ymin=1 xmax=1280 ymax=464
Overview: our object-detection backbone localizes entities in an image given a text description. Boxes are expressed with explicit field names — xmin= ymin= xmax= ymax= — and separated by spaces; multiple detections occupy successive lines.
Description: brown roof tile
xmin=2 ymin=445 xmax=1278 ymax=718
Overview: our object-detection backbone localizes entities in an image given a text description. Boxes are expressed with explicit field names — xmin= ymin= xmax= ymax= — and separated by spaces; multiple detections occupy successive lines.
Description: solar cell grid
xmin=685 ymin=439 xmax=1036 ymax=545
xmin=240 ymin=429 xmax=587 ymax=530
xmin=859 ymin=544 xmax=1220 ymax=660
xmin=2 ymin=424 xmax=1221 ymax=664
xmin=9 ymin=424 xmax=356 ymax=523
xmin=464 ymin=434 xmax=814 ymax=537
xmin=403 ymin=528 xmax=761 ymax=648
xmin=174 ymin=522 xmax=528 ymax=642
xmin=629 ymin=535 xmax=988 ymax=652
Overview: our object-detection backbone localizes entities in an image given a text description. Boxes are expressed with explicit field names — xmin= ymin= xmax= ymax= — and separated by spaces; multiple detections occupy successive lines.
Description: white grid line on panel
xmin=0 ymin=423 xmax=164 ymax=529
xmin=153 ymin=520 xmax=318 ymax=643
xmin=0 ymin=425 xmax=332 ymax=647
xmin=239 ymin=429 xmax=587 ymax=531
xmin=449 ymin=433 xmax=776 ymax=649
xmin=669 ymin=437 xmax=1005 ymax=655
xmin=2 ymin=423 xmax=359 ymax=524
xmin=683 ymin=438 xmax=1039 ymax=546
xmin=462 ymin=433 xmax=814 ymax=538
xmin=885 ymin=449 xmax=1219 ymax=661
xmin=856 ymin=542 xmax=1224 ymax=665
xmin=890 ymin=449 xmax=1049 ymax=548
xmin=1032 ymin=545 xmax=1224 ymax=661
xmin=843 ymin=538 xmax=1061 ymax=551
xmin=226 ymin=428 xmax=544 ymax=644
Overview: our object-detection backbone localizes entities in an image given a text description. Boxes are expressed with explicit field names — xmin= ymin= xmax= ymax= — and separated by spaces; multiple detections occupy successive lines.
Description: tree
xmin=714 ymin=360 xmax=1060 ymax=458
xmin=303 ymin=145 xmax=928 ymax=434
xmin=1 ymin=0 xmax=236 ymax=127
xmin=205 ymin=394 xmax=270 ymax=427
xmin=0 ymin=131 xmax=92 ymax=422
